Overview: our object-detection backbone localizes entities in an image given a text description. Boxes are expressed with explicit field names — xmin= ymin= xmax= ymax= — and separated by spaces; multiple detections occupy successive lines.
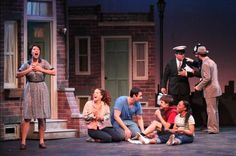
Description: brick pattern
xmin=58 ymin=90 xmax=82 ymax=136
xmin=0 ymin=0 xmax=24 ymax=141
xmin=56 ymin=0 xmax=69 ymax=88
xmin=68 ymin=6 xmax=157 ymax=108
xmin=0 ymin=0 xmax=67 ymax=140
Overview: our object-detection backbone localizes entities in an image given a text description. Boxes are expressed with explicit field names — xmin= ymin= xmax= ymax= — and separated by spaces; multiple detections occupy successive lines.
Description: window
xmin=75 ymin=37 xmax=91 ymax=75
xmin=140 ymin=102 xmax=148 ymax=107
xmin=76 ymin=96 xmax=91 ymax=113
xmin=4 ymin=21 xmax=18 ymax=89
xmin=133 ymin=42 xmax=148 ymax=80
xmin=27 ymin=1 xmax=52 ymax=16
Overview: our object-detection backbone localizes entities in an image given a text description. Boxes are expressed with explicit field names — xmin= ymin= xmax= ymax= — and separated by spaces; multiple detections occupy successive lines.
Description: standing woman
xmin=166 ymin=100 xmax=195 ymax=145
xmin=83 ymin=88 xmax=122 ymax=143
xmin=16 ymin=45 xmax=56 ymax=150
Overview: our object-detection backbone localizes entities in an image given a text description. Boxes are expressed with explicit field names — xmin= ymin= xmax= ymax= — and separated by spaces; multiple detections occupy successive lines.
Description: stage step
xmin=28 ymin=119 xmax=78 ymax=139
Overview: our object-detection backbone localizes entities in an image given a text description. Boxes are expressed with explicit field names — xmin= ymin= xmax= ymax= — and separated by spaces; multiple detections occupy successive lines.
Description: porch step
xmin=28 ymin=119 xmax=78 ymax=139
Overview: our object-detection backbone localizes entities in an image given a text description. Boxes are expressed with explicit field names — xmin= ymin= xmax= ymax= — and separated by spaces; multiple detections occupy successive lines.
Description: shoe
xmin=166 ymin=134 xmax=175 ymax=145
xmin=20 ymin=144 xmax=26 ymax=150
xmin=131 ymin=134 xmax=139 ymax=140
xmin=199 ymin=127 xmax=208 ymax=131
xmin=137 ymin=132 xmax=150 ymax=144
xmin=208 ymin=131 xmax=219 ymax=134
xmin=39 ymin=143 xmax=47 ymax=149
xmin=131 ymin=132 xmax=145 ymax=140
xmin=86 ymin=137 xmax=95 ymax=142
xmin=202 ymin=129 xmax=209 ymax=133
xmin=127 ymin=138 xmax=142 ymax=144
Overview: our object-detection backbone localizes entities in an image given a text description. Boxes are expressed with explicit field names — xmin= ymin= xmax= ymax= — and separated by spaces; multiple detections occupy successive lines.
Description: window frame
xmin=132 ymin=41 xmax=148 ymax=80
xmin=75 ymin=36 xmax=91 ymax=75
xmin=4 ymin=21 xmax=18 ymax=89
xmin=26 ymin=0 xmax=53 ymax=17
xmin=76 ymin=95 xmax=91 ymax=113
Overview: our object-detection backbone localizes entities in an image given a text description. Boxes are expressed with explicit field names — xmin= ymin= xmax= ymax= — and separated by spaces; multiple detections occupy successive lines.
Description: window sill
xmin=4 ymin=88 xmax=23 ymax=100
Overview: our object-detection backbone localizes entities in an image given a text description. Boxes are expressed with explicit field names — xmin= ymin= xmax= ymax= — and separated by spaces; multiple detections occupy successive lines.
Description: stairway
xmin=28 ymin=119 xmax=78 ymax=139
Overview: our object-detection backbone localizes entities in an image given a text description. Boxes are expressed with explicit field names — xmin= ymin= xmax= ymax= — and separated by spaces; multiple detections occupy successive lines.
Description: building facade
xmin=0 ymin=1 xmax=158 ymax=140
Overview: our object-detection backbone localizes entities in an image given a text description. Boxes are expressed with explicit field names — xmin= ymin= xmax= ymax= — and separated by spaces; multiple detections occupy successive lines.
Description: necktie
xmin=178 ymin=61 xmax=182 ymax=71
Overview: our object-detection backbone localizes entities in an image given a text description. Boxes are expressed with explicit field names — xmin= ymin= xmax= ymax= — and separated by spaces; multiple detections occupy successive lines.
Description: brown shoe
xmin=20 ymin=144 xmax=26 ymax=150
xmin=39 ymin=143 xmax=47 ymax=149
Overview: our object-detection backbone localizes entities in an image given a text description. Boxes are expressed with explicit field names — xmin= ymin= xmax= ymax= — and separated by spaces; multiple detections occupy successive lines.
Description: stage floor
xmin=1 ymin=127 xmax=236 ymax=156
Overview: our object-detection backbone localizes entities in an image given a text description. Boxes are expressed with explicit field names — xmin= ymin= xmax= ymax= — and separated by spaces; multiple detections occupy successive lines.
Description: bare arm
xmin=114 ymin=110 xmax=131 ymax=140
xmin=16 ymin=66 xmax=33 ymax=78
xmin=34 ymin=65 xmax=56 ymax=76
xmin=155 ymin=109 xmax=171 ymax=130
xmin=136 ymin=115 xmax=144 ymax=132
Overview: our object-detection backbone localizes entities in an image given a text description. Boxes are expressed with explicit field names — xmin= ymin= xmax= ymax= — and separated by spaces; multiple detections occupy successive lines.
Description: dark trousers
xmin=88 ymin=127 xmax=122 ymax=143
xmin=191 ymin=91 xmax=207 ymax=128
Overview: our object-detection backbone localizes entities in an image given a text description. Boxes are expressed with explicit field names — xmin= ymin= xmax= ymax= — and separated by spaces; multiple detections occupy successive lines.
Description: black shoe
xmin=20 ymin=144 xmax=26 ymax=150
xmin=208 ymin=131 xmax=219 ymax=134
xmin=39 ymin=143 xmax=47 ymax=149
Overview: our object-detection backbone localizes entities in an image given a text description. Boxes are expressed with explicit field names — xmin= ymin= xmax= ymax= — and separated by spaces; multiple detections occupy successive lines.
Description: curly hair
xmin=97 ymin=88 xmax=112 ymax=106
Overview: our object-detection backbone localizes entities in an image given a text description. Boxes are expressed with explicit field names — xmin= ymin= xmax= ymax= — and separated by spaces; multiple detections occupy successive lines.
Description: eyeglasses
xmin=176 ymin=53 xmax=184 ymax=55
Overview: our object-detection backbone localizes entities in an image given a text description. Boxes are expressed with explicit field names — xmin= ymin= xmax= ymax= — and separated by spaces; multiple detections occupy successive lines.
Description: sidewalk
xmin=1 ymin=127 xmax=236 ymax=156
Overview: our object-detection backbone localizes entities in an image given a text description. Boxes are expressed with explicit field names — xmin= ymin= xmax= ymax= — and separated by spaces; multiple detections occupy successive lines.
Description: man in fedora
xmin=185 ymin=43 xmax=208 ymax=130
xmin=194 ymin=46 xmax=222 ymax=134
xmin=161 ymin=46 xmax=194 ymax=105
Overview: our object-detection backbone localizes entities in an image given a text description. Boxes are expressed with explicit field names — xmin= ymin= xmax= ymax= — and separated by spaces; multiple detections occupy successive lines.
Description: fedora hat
xmin=196 ymin=46 xmax=209 ymax=54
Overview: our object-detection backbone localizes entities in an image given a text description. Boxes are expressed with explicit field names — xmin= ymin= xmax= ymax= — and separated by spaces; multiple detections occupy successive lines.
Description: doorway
xmin=27 ymin=21 xmax=52 ymax=116
xmin=104 ymin=38 xmax=130 ymax=105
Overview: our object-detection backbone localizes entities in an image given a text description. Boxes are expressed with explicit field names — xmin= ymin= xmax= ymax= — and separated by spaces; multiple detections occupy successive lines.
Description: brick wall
xmin=68 ymin=6 xmax=157 ymax=108
xmin=56 ymin=0 xmax=69 ymax=88
xmin=58 ymin=89 xmax=88 ymax=137
xmin=0 ymin=0 xmax=67 ymax=140
xmin=0 ymin=0 xmax=24 ymax=140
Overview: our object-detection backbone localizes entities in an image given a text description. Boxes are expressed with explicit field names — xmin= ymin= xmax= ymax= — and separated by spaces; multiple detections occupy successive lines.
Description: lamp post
xmin=157 ymin=0 xmax=166 ymax=87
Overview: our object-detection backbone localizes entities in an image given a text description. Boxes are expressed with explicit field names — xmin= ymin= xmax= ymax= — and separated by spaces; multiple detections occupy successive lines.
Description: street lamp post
xmin=157 ymin=0 xmax=166 ymax=88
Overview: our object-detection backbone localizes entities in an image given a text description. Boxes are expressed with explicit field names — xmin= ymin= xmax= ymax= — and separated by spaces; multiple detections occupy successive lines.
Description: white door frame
xmin=23 ymin=0 xmax=58 ymax=119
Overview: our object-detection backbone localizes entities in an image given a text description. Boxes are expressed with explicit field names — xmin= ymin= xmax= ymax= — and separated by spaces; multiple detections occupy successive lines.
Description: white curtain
xmin=4 ymin=21 xmax=17 ymax=88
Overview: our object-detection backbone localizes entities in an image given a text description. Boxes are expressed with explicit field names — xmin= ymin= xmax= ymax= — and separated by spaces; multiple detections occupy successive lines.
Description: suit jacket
xmin=161 ymin=58 xmax=192 ymax=96
xmin=196 ymin=57 xmax=222 ymax=98
xmin=186 ymin=59 xmax=202 ymax=78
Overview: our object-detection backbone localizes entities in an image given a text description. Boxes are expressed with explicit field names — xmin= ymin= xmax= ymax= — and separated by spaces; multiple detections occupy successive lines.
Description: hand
xmin=178 ymin=70 xmax=187 ymax=77
xmin=31 ymin=65 xmax=37 ymax=72
xmin=161 ymin=88 xmax=167 ymax=94
xmin=194 ymin=86 xmax=200 ymax=91
xmin=33 ymin=65 xmax=44 ymax=72
xmin=124 ymin=128 xmax=132 ymax=140
xmin=186 ymin=57 xmax=194 ymax=62
xmin=167 ymin=129 xmax=176 ymax=133
xmin=176 ymin=129 xmax=185 ymax=134
xmin=97 ymin=116 xmax=104 ymax=122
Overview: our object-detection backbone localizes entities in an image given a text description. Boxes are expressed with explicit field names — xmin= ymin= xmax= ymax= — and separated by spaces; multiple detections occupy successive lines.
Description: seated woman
xmin=166 ymin=100 xmax=195 ymax=145
xmin=83 ymin=88 xmax=122 ymax=143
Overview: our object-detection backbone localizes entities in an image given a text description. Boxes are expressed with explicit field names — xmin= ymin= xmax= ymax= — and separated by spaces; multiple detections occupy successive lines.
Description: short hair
xmin=160 ymin=95 xmax=174 ymax=106
xmin=28 ymin=44 xmax=41 ymax=57
xmin=130 ymin=87 xmax=141 ymax=97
